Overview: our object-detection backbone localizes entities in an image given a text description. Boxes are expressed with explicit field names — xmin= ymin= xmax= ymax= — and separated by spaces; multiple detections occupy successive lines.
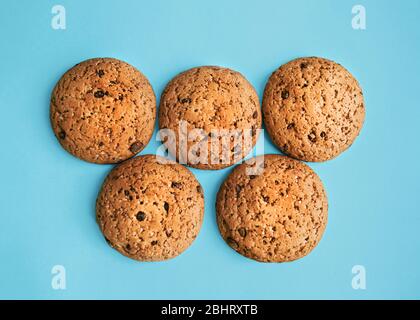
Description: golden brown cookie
xmin=50 ymin=58 xmax=156 ymax=164
xmin=159 ymin=66 xmax=262 ymax=170
xmin=216 ymin=154 xmax=328 ymax=262
xmin=96 ymin=155 xmax=204 ymax=261
xmin=263 ymin=57 xmax=365 ymax=162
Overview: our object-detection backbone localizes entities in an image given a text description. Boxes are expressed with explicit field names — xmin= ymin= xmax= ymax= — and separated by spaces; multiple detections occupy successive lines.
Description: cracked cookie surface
xmin=263 ymin=57 xmax=365 ymax=162
xmin=50 ymin=57 xmax=156 ymax=164
xmin=216 ymin=154 xmax=328 ymax=262
xmin=96 ymin=155 xmax=204 ymax=261
xmin=159 ymin=66 xmax=262 ymax=170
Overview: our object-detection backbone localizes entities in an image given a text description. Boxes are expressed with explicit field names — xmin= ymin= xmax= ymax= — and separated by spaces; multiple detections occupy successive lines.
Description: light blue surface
xmin=0 ymin=0 xmax=419 ymax=299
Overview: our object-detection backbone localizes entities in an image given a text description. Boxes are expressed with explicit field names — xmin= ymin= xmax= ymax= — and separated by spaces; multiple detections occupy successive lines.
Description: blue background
xmin=0 ymin=0 xmax=419 ymax=299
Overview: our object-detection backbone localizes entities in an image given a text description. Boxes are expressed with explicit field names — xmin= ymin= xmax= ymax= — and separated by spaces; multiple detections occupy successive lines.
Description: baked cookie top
xmin=96 ymin=155 xmax=204 ymax=261
xmin=216 ymin=154 xmax=328 ymax=262
xmin=50 ymin=58 xmax=156 ymax=164
xmin=263 ymin=57 xmax=365 ymax=162
xmin=159 ymin=66 xmax=262 ymax=170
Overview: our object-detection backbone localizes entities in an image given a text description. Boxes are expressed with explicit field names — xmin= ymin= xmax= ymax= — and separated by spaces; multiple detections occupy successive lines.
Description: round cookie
xmin=262 ymin=57 xmax=365 ymax=162
xmin=50 ymin=58 xmax=156 ymax=164
xmin=96 ymin=154 xmax=204 ymax=261
xmin=216 ymin=154 xmax=328 ymax=262
xmin=159 ymin=66 xmax=262 ymax=170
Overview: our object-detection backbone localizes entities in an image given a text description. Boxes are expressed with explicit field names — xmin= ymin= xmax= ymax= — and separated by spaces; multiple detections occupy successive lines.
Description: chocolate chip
xmin=164 ymin=202 xmax=169 ymax=213
xmin=308 ymin=132 xmax=317 ymax=143
xmin=136 ymin=211 xmax=146 ymax=221
xmin=180 ymin=97 xmax=191 ymax=104
xmin=98 ymin=141 xmax=104 ymax=147
xmin=251 ymin=127 xmax=257 ymax=136
xmin=263 ymin=196 xmax=270 ymax=203
xmin=227 ymin=237 xmax=239 ymax=249
xmin=58 ymin=130 xmax=66 ymax=140
xmin=96 ymin=69 xmax=105 ymax=77
xmin=196 ymin=185 xmax=202 ymax=193
xmin=129 ymin=141 xmax=143 ymax=153
xmin=287 ymin=123 xmax=295 ymax=130
xmin=171 ymin=181 xmax=182 ymax=188
xmin=320 ymin=131 xmax=326 ymax=138
xmin=281 ymin=90 xmax=289 ymax=99
xmin=151 ymin=240 xmax=158 ymax=246
xmin=236 ymin=185 xmax=242 ymax=197
xmin=118 ymin=94 xmax=124 ymax=101
xmin=252 ymin=111 xmax=258 ymax=119
xmin=249 ymin=175 xmax=256 ymax=180
xmin=238 ymin=228 xmax=247 ymax=237
xmin=125 ymin=244 xmax=131 ymax=251
xmin=124 ymin=190 xmax=130 ymax=197
xmin=300 ymin=62 xmax=308 ymax=69
xmin=94 ymin=90 xmax=105 ymax=98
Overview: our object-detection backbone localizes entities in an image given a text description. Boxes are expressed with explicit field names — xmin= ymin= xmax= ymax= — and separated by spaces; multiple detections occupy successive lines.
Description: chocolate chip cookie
xmin=50 ymin=58 xmax=156 ymax=164
xmin=216 ymin=154 xmax=328 ymax=262
xmin=159 ymin=66 xmax=262 ymax=170
xmin=263 ymin=57 xmax=365 ymax=162
xmin=96 ymin=154 xmax=204 ymax=261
